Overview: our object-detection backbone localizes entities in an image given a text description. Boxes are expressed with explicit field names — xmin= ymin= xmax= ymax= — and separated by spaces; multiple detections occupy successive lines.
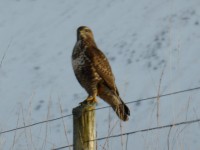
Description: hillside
xmin=0 ymin=0 xmax=200 ymax=149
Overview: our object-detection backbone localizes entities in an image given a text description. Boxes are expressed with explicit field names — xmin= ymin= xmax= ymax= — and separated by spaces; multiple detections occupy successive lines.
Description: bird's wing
xmin=85 ymin=46 xmax=119 ymax=94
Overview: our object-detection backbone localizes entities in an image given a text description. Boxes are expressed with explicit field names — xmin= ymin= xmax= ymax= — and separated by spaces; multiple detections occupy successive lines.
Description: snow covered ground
xmin=0 ymin=0 xmax=200 ymax=149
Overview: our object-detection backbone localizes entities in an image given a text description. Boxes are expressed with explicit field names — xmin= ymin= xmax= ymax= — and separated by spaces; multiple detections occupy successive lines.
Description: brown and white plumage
xmin=72 ymin=26 xmax=130 ymax=121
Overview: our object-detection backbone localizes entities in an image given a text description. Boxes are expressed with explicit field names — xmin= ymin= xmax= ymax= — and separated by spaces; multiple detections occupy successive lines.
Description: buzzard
xmin=72 ymin=26 xmax=130 ymax=121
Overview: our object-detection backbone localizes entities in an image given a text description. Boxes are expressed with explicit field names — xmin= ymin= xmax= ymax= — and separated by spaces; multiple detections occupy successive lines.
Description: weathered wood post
xmin=72 ymin=103 xmax=96 ymax=150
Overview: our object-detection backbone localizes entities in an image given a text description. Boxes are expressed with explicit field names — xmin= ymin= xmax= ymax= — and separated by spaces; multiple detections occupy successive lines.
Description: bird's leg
xmin=80 ymin=90 xmax=98 ymax=105
xmin=86 ymin=94 xmax=98 ymax=103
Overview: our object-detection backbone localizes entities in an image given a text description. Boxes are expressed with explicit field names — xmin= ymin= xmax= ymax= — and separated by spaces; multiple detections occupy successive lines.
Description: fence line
xmin=1 ymin=86 xmax=200 ymax=135
xmin=0 ymin=114 xmax=72 ymax=135
xmin=53 ymin=118 xmax=200 ymax=150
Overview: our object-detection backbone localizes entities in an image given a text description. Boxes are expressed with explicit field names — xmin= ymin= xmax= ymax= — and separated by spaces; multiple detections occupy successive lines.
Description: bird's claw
xmin=79 ymin=96 xmax=98 ymax=105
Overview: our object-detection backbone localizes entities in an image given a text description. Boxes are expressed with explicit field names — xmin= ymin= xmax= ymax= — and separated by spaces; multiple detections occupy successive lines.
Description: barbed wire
xmin=53 ymin=118 xmax=200 ymax=150
xmin=1 ymin=86 xmax=200 ymax=135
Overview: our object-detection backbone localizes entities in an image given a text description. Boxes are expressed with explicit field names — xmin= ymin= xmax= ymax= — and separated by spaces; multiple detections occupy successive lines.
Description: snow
xmin=0 ymin=0 xmax=200 ymax=149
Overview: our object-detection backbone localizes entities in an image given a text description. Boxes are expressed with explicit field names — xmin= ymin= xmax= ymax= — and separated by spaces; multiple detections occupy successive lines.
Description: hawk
xmin=72 ymin=26 xmax=130 ymax=121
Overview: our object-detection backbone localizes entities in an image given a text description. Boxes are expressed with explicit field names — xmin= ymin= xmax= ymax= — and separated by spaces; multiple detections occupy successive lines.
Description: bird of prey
xmin=72 ymin=26 xmax=130 ymax=121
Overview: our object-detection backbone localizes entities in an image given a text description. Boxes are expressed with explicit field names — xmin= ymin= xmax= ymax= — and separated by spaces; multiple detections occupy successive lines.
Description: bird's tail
xmin=98 ymin=83 xmax=130 ymax=121
xmin=116 ymin=98 xmax=130 ymax=121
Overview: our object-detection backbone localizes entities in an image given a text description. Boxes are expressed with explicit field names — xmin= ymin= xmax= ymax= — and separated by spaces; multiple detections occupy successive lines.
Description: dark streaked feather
xmin=85 ymin=45 xmax=119 ymax=95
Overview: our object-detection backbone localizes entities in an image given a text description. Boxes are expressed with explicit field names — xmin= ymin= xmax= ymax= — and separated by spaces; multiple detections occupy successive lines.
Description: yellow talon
xmin=86 ymin=96 xmax=94 ymax=101
xmin=86 ymin=96 xmax=98 ymax=103
xmin=80 ymin=96 xmax=98 ymax=105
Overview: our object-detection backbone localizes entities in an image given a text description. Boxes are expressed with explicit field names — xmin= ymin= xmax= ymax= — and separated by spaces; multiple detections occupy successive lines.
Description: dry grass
xmin=58 ymin=97 xmax=71 ymax=150
xmin=0 ymin=39 xmax=12 ymax=69
xmin=156 ymin=65 xmax=166 ymax=126
xmin=0 ymin=86 xmax=199 ymax=150
xmin=101 ymin=119 xmax=119 ymax=150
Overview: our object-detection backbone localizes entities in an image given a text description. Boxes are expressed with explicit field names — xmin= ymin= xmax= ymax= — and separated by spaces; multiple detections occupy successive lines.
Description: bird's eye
xmin=85 ymin=29 xmax=90 ymax=32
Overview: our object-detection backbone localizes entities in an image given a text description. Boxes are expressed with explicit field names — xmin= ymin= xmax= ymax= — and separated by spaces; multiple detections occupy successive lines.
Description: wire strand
xmin=0 ymin=114 xmax=72 ymax=135
xmin=1 ymin=86 xmax=200 ymax=135
xmin=53 ymin=118 xmax=200 ymax=150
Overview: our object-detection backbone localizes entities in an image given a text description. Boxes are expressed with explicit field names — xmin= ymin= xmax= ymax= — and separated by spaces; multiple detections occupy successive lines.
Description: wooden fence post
xmin=73 ymin=103 xmax=96 ymax=150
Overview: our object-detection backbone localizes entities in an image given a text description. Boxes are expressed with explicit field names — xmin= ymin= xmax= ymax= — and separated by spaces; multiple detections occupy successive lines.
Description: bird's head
xmin=77 ymin=26 xmax=94 ymax=41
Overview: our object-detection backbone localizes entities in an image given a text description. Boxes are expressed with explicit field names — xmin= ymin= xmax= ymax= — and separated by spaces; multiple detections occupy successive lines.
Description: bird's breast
xmin=72 ymin=50 xmax=91 ymax=70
